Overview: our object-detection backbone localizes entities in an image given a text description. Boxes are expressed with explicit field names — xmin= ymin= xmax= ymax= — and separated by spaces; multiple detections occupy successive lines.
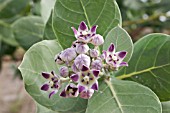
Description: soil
xmin=0 ymin=61 xmax=36 ymax=113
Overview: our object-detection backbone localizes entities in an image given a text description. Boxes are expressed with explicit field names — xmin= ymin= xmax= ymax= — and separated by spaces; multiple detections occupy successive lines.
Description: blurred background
xmin=0 ymin=0 xmax=170 ymax=113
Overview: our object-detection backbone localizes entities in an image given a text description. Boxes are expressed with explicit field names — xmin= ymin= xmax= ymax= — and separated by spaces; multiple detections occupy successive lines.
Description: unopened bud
xmin=91 ymin=34 xmax=104 ymax=46
xmin=89 ymin=49 xmax=99 ymax=57
xmin=60 ymin=48 xmax=77 ymax=62
xmin=59 ymin=66 xmax=69 ymax=78
xmin=74 ymin=54 xmax=90 ymax=70
xmin=76 ymin=43 xmax=89 ymax=54
xmin=91 ymin=60 xmax=103 ymax=70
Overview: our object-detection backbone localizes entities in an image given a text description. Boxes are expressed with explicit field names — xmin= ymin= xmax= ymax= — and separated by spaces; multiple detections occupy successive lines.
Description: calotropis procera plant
xmin=40 ymin=21 xmax=128 ymax=99
xmin=18 ymin=0 xmax=170 ymax=113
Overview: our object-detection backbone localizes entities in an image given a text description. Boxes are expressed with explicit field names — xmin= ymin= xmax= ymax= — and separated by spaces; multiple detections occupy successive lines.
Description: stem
xmin=123 ymin=13 xmax=170 ymax=27
xmin=60 ymin=77 xmax=70 ymax=83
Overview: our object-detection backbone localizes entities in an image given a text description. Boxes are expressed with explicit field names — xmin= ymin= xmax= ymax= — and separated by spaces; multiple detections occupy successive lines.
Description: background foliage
xmin=1 ymin=0 xmax=170 ymax=113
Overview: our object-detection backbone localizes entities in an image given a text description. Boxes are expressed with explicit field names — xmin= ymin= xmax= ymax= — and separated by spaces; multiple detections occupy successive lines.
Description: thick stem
xmin=60 ymin=77 xmax=70 ymax=83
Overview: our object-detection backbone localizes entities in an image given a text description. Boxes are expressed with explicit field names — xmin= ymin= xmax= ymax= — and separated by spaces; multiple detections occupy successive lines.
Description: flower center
xmin=112 ymin=54 xmax=117 ymax=61
xmin=84 ymin=76 xmax=90 ymax=82
xmin=49 ymin=81 xmax=54 ymax=86
xmin=81 ymin=73 xmax=94 ymax=85
xmin=82 ymin=31 xmax=88 ymax=35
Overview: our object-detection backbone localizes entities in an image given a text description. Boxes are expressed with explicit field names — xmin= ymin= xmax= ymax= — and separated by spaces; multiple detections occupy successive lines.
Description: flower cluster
xmin=40 ymin=21 xmax=128 ymax=99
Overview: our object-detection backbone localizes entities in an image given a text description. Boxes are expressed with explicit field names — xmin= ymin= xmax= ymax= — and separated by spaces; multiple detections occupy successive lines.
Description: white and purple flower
xmin=70 ymin=65 xmax=99 ymax=99
xmin=71 ymin=21 xmax=98 ymax=43
xmin=40 ymin=71 xmax=61 ymax=98
xmin=60 ymin=83 xmax=79 ymax=98
xmin=104 ymin=43 xmax=128 ymax=70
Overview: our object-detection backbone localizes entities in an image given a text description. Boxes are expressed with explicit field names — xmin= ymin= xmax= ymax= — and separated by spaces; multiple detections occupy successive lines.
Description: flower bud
xmin=60 ymin=48 xmax=77 ymax=62
xmin=91 ymin=34 xmax=104 ymax=46
xmin=55 ymin=52 xmax=64 ymax=64
xmin=74 ymin=54 xmax=90 ymax=70
xmin=59 ymin=66 xmax=69 ymax=78
xmin=91 ymin=60 xmax=103 ymax=70
xmin=100 ymin=50 xmax=107 ymax=60
xmin=76 ymin=43 xmax=89 ymax=54
xmin=89 ymin=49 xmax=99 ymax=57
xmin=71 ymin=63 xmax=79 ymax=73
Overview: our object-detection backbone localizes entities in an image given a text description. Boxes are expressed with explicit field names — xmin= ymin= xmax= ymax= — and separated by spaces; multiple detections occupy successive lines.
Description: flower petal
xmin=78 ymin=21 xmax=88 ymax=31
xmin=49 ymin=91 xmax=56 ymax=98
xmin=119 ymin=62 xmax=128 ymax=67
xmin=41 ymin=72 xmax=50 ymax=79
xmin=71 ymin=27 xmax=78 ymax=38
xmin=81 ymin=65 xmax=89 ymax=72
xmin=80 ymin=89 xmax=94 ymax=99
xmin=60 ymin=90 xmax=67 ymax=97
xmin=41 ymin=84 xmax=49 ymax=91
xmin=78 ymin=85 xmax=86 ymax=93
xmin=108 ymin=43 xmax=115 ymax=53
xmin=91 ymin=82 xmax=98 ymax=91
xmin=90 ymin=25 xmax=98 ymax=34
xmin=70 ymin=74 xmax=79 ymax=82
xmin=92 ymin=70 xmax=99 ymax=77
xmin=117 ymin=51 xmax=127 ymax=59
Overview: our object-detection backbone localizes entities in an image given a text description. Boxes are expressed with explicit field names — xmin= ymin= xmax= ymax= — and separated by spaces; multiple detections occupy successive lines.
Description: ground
xmin=0 ymin=61 xmax=36 ymax=113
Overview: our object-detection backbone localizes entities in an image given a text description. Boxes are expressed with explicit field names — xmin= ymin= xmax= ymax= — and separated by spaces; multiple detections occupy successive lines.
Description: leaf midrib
xmin=116 ymin=63 xmax=170 ymax=79
xmin=80 ymin=0 xmax=91 ymax=27
xmin=105 ymin=80 xmax=124 ymax=113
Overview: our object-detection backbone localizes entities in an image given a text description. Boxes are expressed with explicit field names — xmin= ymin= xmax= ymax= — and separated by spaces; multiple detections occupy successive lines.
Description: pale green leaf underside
xmin=86 ymin=79 xmax=161 ymax=113
xmin=36 ymin=103 xmax=58 ymax=113
xmin=12 ymin=16 xmax=44 ymax=50
xmin=19 ymin=40 xmax=87 ymax=112
xmin=162 ymin=101 xmax=170 ymax=113
xmin=52 ymin=0 xmax=122 ymax=49
xmin=103 ymin=26 xmax=133 ymax=62
xmin=116 ymin=33 xmax=170 ymax=101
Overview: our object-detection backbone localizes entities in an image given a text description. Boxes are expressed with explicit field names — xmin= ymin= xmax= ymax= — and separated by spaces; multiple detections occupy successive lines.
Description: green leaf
xmin=19 ymin=40 xmax=87 ymax=112
xmin=0 ymin=0 xmax=30 ymax=19
xmin=116 ymin=33 xmax=170 ymax=101
xmin=0 ymin=21 xmax=18 ymax=46
xmin=162 ymin=101 xmax=170 ymax=113
xmin=40 ymin=0 xmax=56 ymax=23
xmin=43 ymin=12 xmax=57 ymax=40
xmin=52 ymin=0 xmax=122 ymax=49
xmin=12 ymin=16 xmax=44 ymax=50
xmin=36 ymin=103 xmax=58 ymax=113
xmin=103 ymin=26 xmax=133 ymax=62
xmin=86 ymin=79 xmax=162 ymax=113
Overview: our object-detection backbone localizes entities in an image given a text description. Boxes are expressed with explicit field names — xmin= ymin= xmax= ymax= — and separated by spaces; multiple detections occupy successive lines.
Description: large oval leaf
xmin=52 ymin=0 xmax=122 ymax=49
xmin=0 ymin=22 xmax=18 ymax=46
xmin=40 ymin=0 xmax=56 ymax=23
xmin=116 ymin=33 xmax=170 ymax=101
xmin=0 ymin=0 xmax=29 ymax=19
xmin=12 ymin=16 xmax=44 ymax=50
xmin=86 ymin=79 xmax=161 ymax=113
xmin=43 ymin=12 xmax=57 ymax=40
xmin=19 ymin=40 xmax=87 ymax=112
xmin=103 ymin=26 xmax=133 ymax=62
